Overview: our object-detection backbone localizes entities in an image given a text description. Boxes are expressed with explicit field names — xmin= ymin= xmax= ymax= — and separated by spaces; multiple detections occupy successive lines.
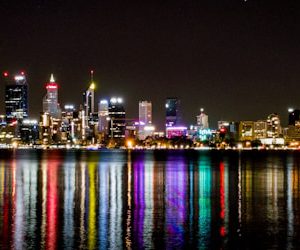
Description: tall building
xmin=98 ymin=99 xmax=109 ymax=133
xmin=165 ymin=97 xmax=180 ymax=127
xmin=108 ymin=97 xmax=126 ymax=139
xmin=254 ymin=120 xmax=267 ymax=139
xmin=139 ymin=101 xmax=152 ymax=124
xmin=239 ymin=121 xmax=254 ymax=141
xmin=43 ymin=74 xmax=61 ymax=118
xmin=4 ymin=72 xmax=28 ymax=124
xmin=267 ymin=113 xmax=281 ymax=138
xmin=83 ymin=70 xmax=95 ymax=117
xmin=196 ymin=108 xmax=209 ymax=129
xmin=288 ymin=108 xmax=300 ymax=126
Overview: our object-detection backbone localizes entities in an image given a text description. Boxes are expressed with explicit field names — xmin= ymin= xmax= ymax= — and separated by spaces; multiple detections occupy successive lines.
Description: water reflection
xmin=0 ymin=150 xmax=299 ymax=249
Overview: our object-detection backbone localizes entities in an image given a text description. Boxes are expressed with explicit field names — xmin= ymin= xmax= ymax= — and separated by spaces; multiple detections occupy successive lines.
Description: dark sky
xmin=1 ymin=0 xmax=300 ymax=129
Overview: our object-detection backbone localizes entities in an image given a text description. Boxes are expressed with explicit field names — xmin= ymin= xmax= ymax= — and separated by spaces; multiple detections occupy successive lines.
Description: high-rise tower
xmin=196 ymin=108 xmax=209 ymax=129
xmin=4 ymin=72 xmax=28 ymax=124
xmin=83 ymin=70 xmax=95 ymax=117
xmin=139 ymin=100 xmax=152 ymax=125
xmin=165 ymin=97 xmax=181 ymax=127
xmin=43 ymin=74 xmax=61 ymax=118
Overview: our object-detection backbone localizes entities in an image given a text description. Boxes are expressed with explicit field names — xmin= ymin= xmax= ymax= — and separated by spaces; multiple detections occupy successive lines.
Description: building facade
xmin=43 ymin=74 xmax=61 ymax=118
xmin=5 ymin=73 xmax=28 ymax=123
xmin=108 ymin=97 xmax=126 ymax=139
xmin=165 ymin=97 xmax=181 ymax=127
xmin=196 ymin=108 xmax=209 ymax=129
xmin=139 ymin=100 xmax=152 ymax=124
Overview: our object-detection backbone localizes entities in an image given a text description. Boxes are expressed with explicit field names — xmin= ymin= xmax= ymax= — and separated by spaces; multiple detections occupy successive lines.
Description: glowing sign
xmin=46 ymin=83 xmax=58 ymax=89
xmin=144 ymin=125 xmax=155 ymax=131
xmin=198 ymin=128 xmax=212 ymax=141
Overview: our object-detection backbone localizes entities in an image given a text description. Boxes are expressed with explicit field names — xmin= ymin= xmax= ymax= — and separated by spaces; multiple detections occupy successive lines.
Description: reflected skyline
xmin=0 ymin=150 xmax=300 ymax=249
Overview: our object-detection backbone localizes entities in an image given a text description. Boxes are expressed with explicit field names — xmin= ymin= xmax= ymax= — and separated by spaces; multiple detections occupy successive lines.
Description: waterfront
xmin=0 ymin=149 xmax=299 ymax=249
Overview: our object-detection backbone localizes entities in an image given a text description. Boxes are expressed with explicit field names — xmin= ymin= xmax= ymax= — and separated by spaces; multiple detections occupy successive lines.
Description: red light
xmin=3 ymin=72 xmax=8 ymax=77
xmin=220 ymin=128 xmax=226 ymax=133
xmin=20 ymin=71 xmax=25 ymax=75
xmin=46 ymin=83 xmax=58 ymax=89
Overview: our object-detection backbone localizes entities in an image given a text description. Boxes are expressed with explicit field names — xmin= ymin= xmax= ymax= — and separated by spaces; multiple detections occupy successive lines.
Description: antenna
xmin=90 ymin=70 xmax=94 ymax=82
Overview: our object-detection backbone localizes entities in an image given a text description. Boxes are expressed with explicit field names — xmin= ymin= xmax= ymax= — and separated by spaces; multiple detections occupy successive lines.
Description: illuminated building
xmin=218 ymin=121 xmax=239 ymax=141
xmin=61 ymin=105 xmax=76 ymax=143
xmin=283 ymin=121 xmax=300 ymax=145
xmin=20 ymin=119 xmax=39 ymax=144
xmin=4 ymin=72 xmax=28 ymax=124
xmin=138 ymin=101 xmax=155 ymax=140
xmin=137 ymin=123 xmax=155 ymax=140
xmin=239 ymin=121 xmax=254 ymax=141
xmin=254 ymin=120 xmax=267 ymax=139
xmin=108 ymin=97 xmax=126 ymax=139
xmin=196 ymin=108 xmax=209 ymax=129
xmin=267 ymin=113 xmax=282 ymax=138
xmin=83 ymin=70 xmax=95 ymax=117
xmin=165 ymin=97 xmax=181 ymax=127
xmin=166 ymin=126 xmax=187 ymax=138
xmin=98 ymin=99 xmax=109 ymax=133
xmin=43 ymin=74 xmax=61 ymax=118
xmin=39 ymin=112 xmax=51 ymax=145
xmin=139 ymin=101 xmax=152 ymax=124
xmin=288 ymin=108 xmax=300 ymax=126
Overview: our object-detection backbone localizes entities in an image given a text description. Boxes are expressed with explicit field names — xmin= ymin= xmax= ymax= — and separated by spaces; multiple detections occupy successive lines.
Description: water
xmin=0 ymin=149 xmax=299 ymax=249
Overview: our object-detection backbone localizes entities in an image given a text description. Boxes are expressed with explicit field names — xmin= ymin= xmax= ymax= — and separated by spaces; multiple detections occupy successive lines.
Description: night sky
xmin=1 ymin=0 xmax=300 ymax=129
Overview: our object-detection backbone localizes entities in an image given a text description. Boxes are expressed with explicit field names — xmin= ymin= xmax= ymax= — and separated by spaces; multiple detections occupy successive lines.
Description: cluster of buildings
xmin=1 ymin=71 xmax=300 ymax=149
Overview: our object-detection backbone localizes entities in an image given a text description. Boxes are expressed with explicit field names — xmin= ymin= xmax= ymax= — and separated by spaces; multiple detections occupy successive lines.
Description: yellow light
xmin=89 ymin=82 xmax=96 ymax=90
xmin=126 ymin=140 xmax=133 ymax=149
xmin=12 ymin=141 xmax=18 ymax=148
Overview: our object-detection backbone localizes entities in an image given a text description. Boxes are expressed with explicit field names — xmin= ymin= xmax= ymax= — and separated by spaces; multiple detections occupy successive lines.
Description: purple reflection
xmin=165 ymin=156 xmax=187 ymax=249
xmin=134 ymin=161 xmax=145 ymax=248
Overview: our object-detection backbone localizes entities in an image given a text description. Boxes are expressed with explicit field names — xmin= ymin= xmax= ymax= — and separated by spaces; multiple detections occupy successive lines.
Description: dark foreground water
xmin=0 ymin=149 xmax=300 ymax=249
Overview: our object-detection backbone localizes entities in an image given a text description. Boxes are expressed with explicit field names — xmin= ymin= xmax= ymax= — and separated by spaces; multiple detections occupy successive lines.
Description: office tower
xmin=20 ymin=119 xmax=39 ymax=144
xmin=43 ymin=74 xmax=61 ymax=118
xmin=139 ymin=101 xmax=152 ymax=124
xmin=83 ymin=70 xmax=95 ymax=117
xmin=4 ymin=72 xmax=28 ymax=124
xmin=288 ymin=108 xmax=300 ymax=126
xmin=254 ymin=120 xmax=267 ymax=139
xmin=165 ymin=97 xmax=180 ymax=127
xmin=239 ymin=121 xmax=254 ymax=141
xmin=98 ymin=99 xmax=109 ymax=133
xmin=196 ymin=108 xmax=209 ymax=129
xmin=267 ymin=113 xmax=281 ymax=138
xmin=61 ymin=105 xmax=76 ymax=143
xmin=108 ymin=97 xmax=126 ymax=139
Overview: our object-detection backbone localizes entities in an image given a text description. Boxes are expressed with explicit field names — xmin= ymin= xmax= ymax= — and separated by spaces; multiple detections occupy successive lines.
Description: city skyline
xmin=1 ymin=1 xmax=300 ymax=128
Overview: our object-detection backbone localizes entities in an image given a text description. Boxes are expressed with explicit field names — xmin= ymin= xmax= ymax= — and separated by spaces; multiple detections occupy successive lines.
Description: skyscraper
xmin=83 ymin=70 xmax=95 ymax=117
xmin=43 ymin=74 xmax=61 ymax=118
xmin=108 ymin=97 xmax=126 ymax=139
xmin=98 ymin=99 xmax=109 ymax=133
xmin=267 ymin=113 xmax=281 ymax=138
xmin=165 ymin=97 xmax=180 ymax=127
xmin=196 ymin=108 xmax=209 ymax=129
xmin=4 ymin=72 xmax=28 ymax=124
xmin=139 ymin=100 xmax=152 ymax=125
xmin=288 ymin=108 xmax=300 ymax=126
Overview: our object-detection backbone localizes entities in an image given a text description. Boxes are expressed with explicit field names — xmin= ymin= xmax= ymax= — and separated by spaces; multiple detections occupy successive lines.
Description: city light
xmin=89 ymin=82 xmax=95 ymax=90
xmin=46 ymin=83 xmax=58 ymax=89
xmin=100 ymin=100 xmax=108 ymax=104
xmin=14 ymin=75 xmax=25 ymax=81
